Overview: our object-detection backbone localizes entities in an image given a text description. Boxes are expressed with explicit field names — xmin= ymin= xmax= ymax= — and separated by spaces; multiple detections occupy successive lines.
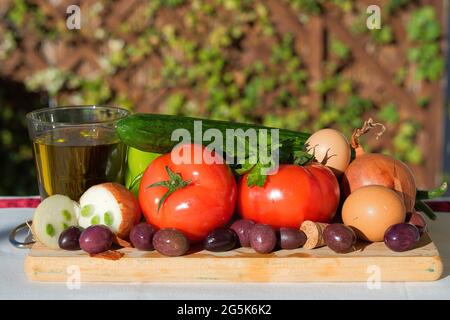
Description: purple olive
xmin=79 ymin=225 xmax=113 ymax=254
xmin=204 ymin=228 xmax=238 ymax=252
xmin=279 ymin=227 xmax=307 ymax=250
xmin=384 ymin=223 xmax=420 ymax=252
xmin=249 ymin=224 xmax=276 ymax=253
xmin=152 ymin=228 xmax=189 ymax=257
xmin=130 ymin=223 xmax=157 ymax=251
xmin=230 ymin=219 xmax=255 ymax=247
xmin=323 ymin=224 xmax=356 ymax=253
xmin=58 ymin=226 xmax=83 ymax=251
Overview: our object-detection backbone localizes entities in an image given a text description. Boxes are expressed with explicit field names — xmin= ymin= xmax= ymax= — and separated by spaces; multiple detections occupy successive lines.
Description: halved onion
xmin=32 ymin=195 xmax=80 ymax=249
xmin=79 ymin=183 xmax=141 ymax=238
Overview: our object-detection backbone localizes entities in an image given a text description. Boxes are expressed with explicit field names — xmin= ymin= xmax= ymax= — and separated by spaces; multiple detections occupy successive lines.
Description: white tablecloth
xmin=1 ymin=207 xmax=449 ymax=300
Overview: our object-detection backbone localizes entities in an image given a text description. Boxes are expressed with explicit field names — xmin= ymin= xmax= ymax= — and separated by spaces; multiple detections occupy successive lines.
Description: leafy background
xmin=0 ymin=0 xmax=446 ymax=195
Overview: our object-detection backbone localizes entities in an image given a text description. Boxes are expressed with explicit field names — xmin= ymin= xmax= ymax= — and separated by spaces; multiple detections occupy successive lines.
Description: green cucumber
xmin=116 ymin=114 xmax=310 ymax=159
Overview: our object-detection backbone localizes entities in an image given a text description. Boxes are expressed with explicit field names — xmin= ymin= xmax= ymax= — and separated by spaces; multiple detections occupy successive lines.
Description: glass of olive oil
xmin=27 ymin=105 xmax=130 ymax=200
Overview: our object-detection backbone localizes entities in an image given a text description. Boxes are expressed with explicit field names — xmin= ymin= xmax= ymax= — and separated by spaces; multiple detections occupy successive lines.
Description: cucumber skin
xmin=116 ymin=113 xmax=311 ymax=156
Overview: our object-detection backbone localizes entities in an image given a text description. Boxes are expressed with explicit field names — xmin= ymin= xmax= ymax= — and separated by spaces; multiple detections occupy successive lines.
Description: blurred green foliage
xmin=386 ymin=0 xmax=412 ymax=15
xmin=0 ymin=0 xmax=445 ymax=194
xmin=378 ymin=103 xmax=400 ymax=124
xmin=407 ymin=6 xmax=444 ymax=81
xmin=370 ymin=26 xmax=394 ymax=44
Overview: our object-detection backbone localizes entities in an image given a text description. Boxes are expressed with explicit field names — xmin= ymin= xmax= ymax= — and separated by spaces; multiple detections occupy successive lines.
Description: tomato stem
xmin=147 ymin=166 xmax=191 ymax=212
xmin=293 ymin=148 xmax=315 ymax=166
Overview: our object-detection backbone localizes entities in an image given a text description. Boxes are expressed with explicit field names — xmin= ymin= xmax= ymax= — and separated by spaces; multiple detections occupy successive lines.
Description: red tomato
xmin=238 ymin=164 xmax=340 ymax=228
xmin=139 ymin=144 xmax=237 ymax=242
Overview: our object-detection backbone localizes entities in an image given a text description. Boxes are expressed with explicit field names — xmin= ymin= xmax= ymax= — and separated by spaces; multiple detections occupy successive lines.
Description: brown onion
xmin=341 ymin=119 xmax=417 ymax=212
xmin=342 ymin=153 xmax=416 ymax=212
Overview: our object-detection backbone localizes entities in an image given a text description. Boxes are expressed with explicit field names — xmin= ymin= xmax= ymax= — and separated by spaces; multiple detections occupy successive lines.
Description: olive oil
xmin=32 ymin=127 xmax=126 ymax=200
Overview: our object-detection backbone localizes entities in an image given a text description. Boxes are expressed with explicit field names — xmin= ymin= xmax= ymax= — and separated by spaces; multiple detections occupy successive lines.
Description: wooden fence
xmin=0 ymin=0 xmax=446 ymax=189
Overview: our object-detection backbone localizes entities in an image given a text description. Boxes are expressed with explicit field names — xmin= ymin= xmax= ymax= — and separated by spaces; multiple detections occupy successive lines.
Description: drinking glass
xmin=26 ymin=105 xmax=130 ymax=200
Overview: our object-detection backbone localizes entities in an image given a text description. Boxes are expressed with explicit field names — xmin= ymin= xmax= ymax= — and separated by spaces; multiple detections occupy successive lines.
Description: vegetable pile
xmin=31 ymin=114 xmax=446 ymax=258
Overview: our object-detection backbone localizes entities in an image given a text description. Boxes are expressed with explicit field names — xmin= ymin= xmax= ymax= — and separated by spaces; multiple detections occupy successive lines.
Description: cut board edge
xmin=24 ymin=233 xmax=444 ymax=283
xmin=24 ymin=253 xmax=443 ymax=283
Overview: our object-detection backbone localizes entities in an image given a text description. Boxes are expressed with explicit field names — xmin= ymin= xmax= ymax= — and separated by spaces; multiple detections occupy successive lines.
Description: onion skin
xmin=105 ymin=183 xmax=142 ymax=238
xmin=341 ymin=153 xmax=416 ymax=212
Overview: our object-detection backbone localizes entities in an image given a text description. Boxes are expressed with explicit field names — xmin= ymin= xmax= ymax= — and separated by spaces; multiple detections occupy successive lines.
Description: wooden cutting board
xmin=24 ymin=233 xmax=443 ymax=282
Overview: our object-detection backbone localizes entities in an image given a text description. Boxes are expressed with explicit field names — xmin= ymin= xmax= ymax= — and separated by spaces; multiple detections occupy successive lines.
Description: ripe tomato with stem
xmin=139 ymin=144 xmax=237 ymax=243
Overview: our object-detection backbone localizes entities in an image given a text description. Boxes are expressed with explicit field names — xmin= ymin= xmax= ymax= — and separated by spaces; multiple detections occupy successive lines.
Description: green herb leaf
xmin=246 ymin=163 xmax=268 ymax=187
xmin=242 ymin=133 xmax=282 ymax=188
xmin=235 ymin=162 xmax=255 ymax=175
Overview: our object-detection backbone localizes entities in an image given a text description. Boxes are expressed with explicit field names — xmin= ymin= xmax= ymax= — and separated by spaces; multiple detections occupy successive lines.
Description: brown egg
xmin=306 ymin=129 xmax=351 ymax=176
xmin=342 ymin=185 xmax=406 ymax=242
